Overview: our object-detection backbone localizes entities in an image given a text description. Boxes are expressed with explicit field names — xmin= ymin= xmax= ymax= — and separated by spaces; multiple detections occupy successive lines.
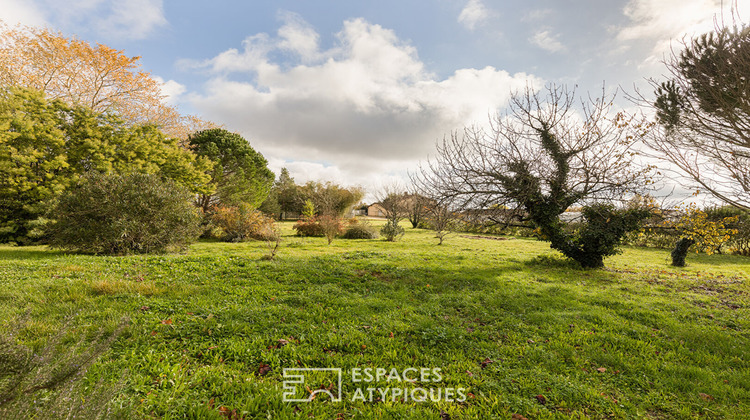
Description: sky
xmin=1 ymin=0 xmax=746 ymax=201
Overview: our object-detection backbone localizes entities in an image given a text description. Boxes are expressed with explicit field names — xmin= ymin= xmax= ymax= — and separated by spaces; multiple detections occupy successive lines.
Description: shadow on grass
xmin=0 ymin=246 xmax=65 ymax=261
xmin=623 ymin=245 xmax=750 ymax=267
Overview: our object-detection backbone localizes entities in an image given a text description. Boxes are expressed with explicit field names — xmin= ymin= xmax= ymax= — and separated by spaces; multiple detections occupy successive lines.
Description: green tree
xmin=647 ymin=23 xmax=750 ymax=210
xmin=259 ymin=167 xmax=298 ymax=219
xmin=276 ymin=168 xmax=301 ymax=218
xmin=298 ymin=181 xmax=364 ymax=217
xmin=0 ymin=87 xmax=211 ymax=243
xmin=0 ymin=88 xmax=68 ymax=242
xmin=258 ymin=187 xmax=281 ymax=219
xmin=188 ymin=128 xmax=274 ymax=212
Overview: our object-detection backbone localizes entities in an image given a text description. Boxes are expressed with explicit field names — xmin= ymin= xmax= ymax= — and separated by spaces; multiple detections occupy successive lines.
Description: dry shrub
xmin=211 ymin=203 xmax=278 ymax=242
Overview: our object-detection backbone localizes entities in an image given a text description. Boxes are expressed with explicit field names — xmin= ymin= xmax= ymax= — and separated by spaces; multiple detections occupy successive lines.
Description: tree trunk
xmin=671 ymin=237 xmax=695 ymax=267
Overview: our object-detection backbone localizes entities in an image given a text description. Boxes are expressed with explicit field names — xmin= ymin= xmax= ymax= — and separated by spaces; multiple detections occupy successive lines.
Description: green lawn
xmin=1 ymin=222 xmax=749 ymax=419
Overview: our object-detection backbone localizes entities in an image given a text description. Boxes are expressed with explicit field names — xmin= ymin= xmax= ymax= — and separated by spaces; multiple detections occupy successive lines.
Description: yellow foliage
xmin=673 ymin=203 xmax=738 ymax=255
xmin=0 ymin=22 xmax=218 ymax=139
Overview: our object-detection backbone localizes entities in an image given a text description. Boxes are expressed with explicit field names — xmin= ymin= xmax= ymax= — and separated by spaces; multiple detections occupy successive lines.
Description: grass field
xmin=1 ymin=221 xmax=749 ymax=419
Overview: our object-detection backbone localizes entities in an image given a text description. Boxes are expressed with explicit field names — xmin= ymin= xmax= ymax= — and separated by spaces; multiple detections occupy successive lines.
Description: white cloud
xmin=522 ymin=8 xmax=553 ymax=22
xmin=458 ymin=0 xmax=491 ymax=30
xmin=616 ymin=0 xmax=750 ymax=66
xmin=153 ymin=76 xmax=186 ymax=105
xmin=276 ymin=10 xmax=321 ymax=62
xmin=0 ymin=0 xmax=167 ymax=40
xmin=529 ymin=30 xmax=566 ymax=53
xmin=186 ymin=15 xmax=541 ymax=194
xmin=0 ymin=0 xmax=48 ymax=27
xmin=94 ymin=0 xmax=167 ymax=40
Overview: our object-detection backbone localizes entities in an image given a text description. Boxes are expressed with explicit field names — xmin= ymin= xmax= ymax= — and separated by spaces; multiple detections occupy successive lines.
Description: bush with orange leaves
xmin=210 ymin=203 xmax=278 ymax=242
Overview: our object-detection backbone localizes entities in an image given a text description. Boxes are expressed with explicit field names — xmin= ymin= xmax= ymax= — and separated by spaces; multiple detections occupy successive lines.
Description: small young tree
xmin=318 ymin=214 xmax=344 ymax=245
xmin=377 ymin=188 xmax=407 ymax=241
xmin=670 ymin=204 xmax=738 ymax=266
xmin=302 ymin=199 xmax=316 ymax=218
xmin=257 ymin=222 xmax=281 ymax=260
xmin=427 ymin=201 xmax=458 ymax=245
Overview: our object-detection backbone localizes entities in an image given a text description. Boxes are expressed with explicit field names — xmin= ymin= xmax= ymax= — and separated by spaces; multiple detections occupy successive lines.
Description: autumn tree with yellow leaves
xmin=0 ymin=22 xmax=216 ymax=140
xmin=670 ymin=203 xmax=738 ymax=266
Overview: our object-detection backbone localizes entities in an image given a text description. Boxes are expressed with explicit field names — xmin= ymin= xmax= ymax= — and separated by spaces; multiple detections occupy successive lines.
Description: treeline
xmin=0 ymin=85 xmax=279 ymax=251
xmin=0 ymin=24 xmax=363 ymax=253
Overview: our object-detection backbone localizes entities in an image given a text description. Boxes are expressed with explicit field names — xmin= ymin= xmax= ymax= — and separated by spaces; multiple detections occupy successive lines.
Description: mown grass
xmin=0 ymin=221 xmax=748 ymax=419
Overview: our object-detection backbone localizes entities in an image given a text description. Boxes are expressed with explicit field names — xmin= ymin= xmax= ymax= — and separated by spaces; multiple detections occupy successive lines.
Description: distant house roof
xmin=367 ymin=203 xmax=386 ymax=217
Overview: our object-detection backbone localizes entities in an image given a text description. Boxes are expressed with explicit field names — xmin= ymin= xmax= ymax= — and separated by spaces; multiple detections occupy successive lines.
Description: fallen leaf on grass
xmin=699 ymin=393 xmax=714 ymax=401
xmin=267 ymin=338 xmax=291 ymax=350
xmin=480 ymin=357 xmax=494 ymax=369
xmin=511 ymin=414 xmax=528 ymax=420
xmin=597 ymin=367 xmax=607 ymax=373
xmin=218 ymin=406 xmax=243 ymax=419
xmin=257 ymin=363 xmax=271 ymax=376
xmin=535 ymin=394 xmax=546 ymax=404
xmin=160 ymin=319 xmax=173 ymax=325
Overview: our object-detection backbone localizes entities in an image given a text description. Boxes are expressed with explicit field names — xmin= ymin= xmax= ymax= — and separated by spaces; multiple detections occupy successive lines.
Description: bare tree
xmin=403 ymin=192 xmax=431 ymax=228
xmin=426 ymin=199 xmax=458 ymax=245
xmin=414 ymin=84 xmax=652 ymax=267
xmin=638 ymin=17 xmax=750 ymax=210
xmin=376 ymin=186 xmax=407 ymax=241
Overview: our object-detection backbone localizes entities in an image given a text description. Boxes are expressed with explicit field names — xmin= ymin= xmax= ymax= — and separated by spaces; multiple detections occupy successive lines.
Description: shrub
xmin=318 ymin=214 xmax=344 ymax=244
xmin=624 ymin=226 xmax=679 ymax=249
xmin=211 ymin=203 xmax=277 ymax=242
xmin=706 ymin=206 xmax=750 ymax=256
xmin=380 ymin=219 xmax=405 ymax=242
xmin=342 ymin=219 xmax=378 ymax=239
xmin=673 ymin=204 xmax=737 ymax=256
xmin=49 ymin=172 xmax=201 ymax=255
xmin=293 ymin=217 xmax=325 ymax=237
xmin=566 ymin=204 xmax=651 ymax=268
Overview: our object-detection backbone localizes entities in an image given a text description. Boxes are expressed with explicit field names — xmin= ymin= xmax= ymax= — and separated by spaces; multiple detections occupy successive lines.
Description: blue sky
xmin=1 ymin=0 xmax=744 ymax=197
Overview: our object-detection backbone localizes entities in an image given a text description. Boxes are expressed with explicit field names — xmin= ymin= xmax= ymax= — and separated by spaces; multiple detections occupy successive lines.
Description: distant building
xmin=367 ymin=203 xmax=387 ymax=217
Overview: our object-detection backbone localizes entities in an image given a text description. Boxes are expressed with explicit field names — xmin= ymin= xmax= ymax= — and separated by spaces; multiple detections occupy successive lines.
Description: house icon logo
xmin=282 ymin=368 xmax=343 ymax=402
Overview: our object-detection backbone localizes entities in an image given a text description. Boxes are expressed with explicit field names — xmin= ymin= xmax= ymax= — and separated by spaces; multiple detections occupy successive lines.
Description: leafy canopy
xmin=188 ymin=128 xmax=274 ymax=212
xmin=0 ymin=87 xmax=211 ymax=243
